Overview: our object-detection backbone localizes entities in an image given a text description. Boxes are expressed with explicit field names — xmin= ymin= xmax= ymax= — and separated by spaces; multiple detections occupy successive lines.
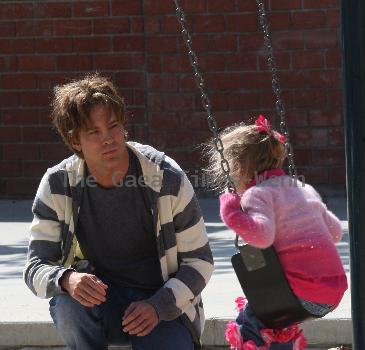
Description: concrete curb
xmin=0 ymin=318 xmax=352 ymax=348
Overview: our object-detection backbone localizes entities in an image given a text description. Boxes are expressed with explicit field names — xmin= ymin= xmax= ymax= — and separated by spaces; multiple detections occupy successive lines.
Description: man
xmin=24 ymin=73 xmax=214 ymax=350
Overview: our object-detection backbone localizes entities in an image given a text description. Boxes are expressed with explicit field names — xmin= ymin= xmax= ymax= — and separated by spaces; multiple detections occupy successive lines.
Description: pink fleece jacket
xmin=220 ymin=171 xmax=348 ymax=306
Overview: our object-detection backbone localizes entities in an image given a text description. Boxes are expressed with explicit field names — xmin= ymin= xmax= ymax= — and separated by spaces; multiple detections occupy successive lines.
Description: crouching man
xmin=24 ymin=73 xmax=214 ymax=350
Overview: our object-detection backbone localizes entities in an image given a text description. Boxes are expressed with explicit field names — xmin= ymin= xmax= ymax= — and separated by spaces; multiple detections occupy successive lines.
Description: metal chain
xmin=173 ymin=0 xmax=237 ymax=192
xmin=256 ymin=0 xmax=297 ymax=177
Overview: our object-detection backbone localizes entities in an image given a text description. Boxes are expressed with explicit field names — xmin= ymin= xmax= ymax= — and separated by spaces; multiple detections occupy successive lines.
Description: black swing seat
xmin=231 ymin=244 xmax=321 ymax=329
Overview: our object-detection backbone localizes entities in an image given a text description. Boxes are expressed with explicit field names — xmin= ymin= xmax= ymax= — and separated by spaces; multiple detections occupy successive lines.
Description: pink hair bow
xmin=254 ymin=115 xmax=286 ymax=144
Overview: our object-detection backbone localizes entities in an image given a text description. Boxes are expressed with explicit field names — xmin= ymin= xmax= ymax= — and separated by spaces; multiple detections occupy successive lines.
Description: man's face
xmin=72 ymin=104 xmax=127 ymax=170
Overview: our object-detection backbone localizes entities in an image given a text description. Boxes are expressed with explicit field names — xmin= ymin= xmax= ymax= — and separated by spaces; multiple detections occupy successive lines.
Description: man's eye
xmin=110 ymin=124 xmax=119 ymax=128
xmin=88 ymin=130 xmax=98 ymax=135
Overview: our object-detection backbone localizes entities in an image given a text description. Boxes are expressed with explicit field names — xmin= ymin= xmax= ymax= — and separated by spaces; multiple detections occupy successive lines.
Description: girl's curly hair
xmin=203 ymin=122 xmax=286 ymax=192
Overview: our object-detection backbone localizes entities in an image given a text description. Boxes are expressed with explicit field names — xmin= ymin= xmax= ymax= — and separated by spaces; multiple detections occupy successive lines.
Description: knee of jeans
xmin=49 ymin=294 xmax=93 ymax=324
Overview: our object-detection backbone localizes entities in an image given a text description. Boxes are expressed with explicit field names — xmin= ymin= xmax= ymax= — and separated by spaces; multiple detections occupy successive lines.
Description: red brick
xmin=33 ymin=2 xmax=72 ymax=18
xmin=207 ymin=93 xmax=229 ymax=110
xmin=257 ymin=51 xmax=290 ymax=70
xmin=0 ymin=56 xmax=17 ymax=71
xmin=239 ymin=33 xmax=264 ymax=51
xmin=179 ymin=0 xmax=206 ymax=13
xmin=74 ymin=37 xmax=111 ymax=53
xmin=328 ymin=127 xmax=344 ymax=146
xmin=149 ymin=113 xmax=180 ymax=129
xmin=0 ymin=22 xmax=16 ymax=37
xmin=292 ymin=51 xmax=324 ymax=69
xmin=267 ymin=12 xmax=291 ymax=30
xmin=1 ymin=74 xmax=37 ymax=89
xmin=113 ymin=35 xmax=144 ymax=52
xmin=20 ymin=92 xmax=50 ymax=108
xmin=16 ymin=20 xmax=53 ymax=37
xmin=111 ymin=0 xmax=142 ymax=15
xmin=305 ymin=70 xmax=341 ymax=88
xmin=23 ymin=126 xmax=58 ymax=142
xmin=144 ymin=18 xmax=160 ymax=34
xmin=147 ymin=56 xmax=162 ymax=73
xmin=291 ymin=11 xmax=326 ymax=29
xmin=146 ymin=36 xmax=177 ymax=53
xmin=115 ymin=72 xmax=145 ymax=89
xmin=241 ymin=72 xmax=273 ymax=89
xmin=0 ymin=127 xmax=21 ymax=142
xmin=272 ymin=32 xmax=304 ymax=50
xmin=94 ymin=54 xmax=131 ymax=70
xmin=329 ymin=166 xmax=345 ymax=184
xmin=37 ymin=73 xmax=68 ymax=89
xmin=326 ymin=49 xmax=341 ymax=68
xmin=294 ymin=89 xmax=327 ymax=107
xmin=292 ymin=128 xmax=328 ymax=147
xmin=144 ymin=0 xmax=174 ymax=15
xmin=130 ymin=18 xmax=144 ymax=33
xmin=308 ymin=109 xmax=341 ymax=126
xmin=148 ymin=76 xmax=178 ymax=91
xmin=23 ymin=160 xmax=56 ymax=177
xmin=1 ymin=110 xmax=40 ymax=125
xmin=194 ymin=15 xmax=225 ymax=33
xmin=229 ymin=92 xmax=261 ymax=110
xmin=3 ymin=144 xmax=40 ymax=160
xmin=304 ymin=30 xmax=338 ymax=49
xmin=163 ymin=55 xmax=191 ymax=73
xmin=147 ymin=93 xmax=163 ymax=112
xmin=0 ymin=92 xmax=19 ymax=107
xmin=40 ymin=143 xmax=71 ymax=160
xmin=326 ymin=9 xmax=340 ymax=27
xmin=93 ymin=18 xmax=130 ymax=34
xmin=271 ymin=0 xmax=302 ymax=10
xmin=164 ymin=94 xmax=194 ymax=111
xmin=312 ymin=149 xmax=344 ymax=166
xmin=0 ymin=162 xmax=22 ymax=177
xmin=0 ymin=39 xmax=34 ymax=54
xmin=73 ymin=1 xmax=109 ymax=17
xmin=207 ymin=0 xmax=235 ymax=12
xmin=286 ymin=110 xmax=309 ymax=127
xmin=18 ymin=56 xmax=55 ymax=71
xmin=303 ymin=0 xmax=339 ymax=9
xmin=299 ymin=166 xmax=328 ymax=184
xmin=35 ymin=38 xmax=73 ymax=53
xmin=206 ymin=72 xmax=243 ymax=90
xmin=237 ymin=0 xmax=258 ymax=11
xmin=192 ymin=34 xmax=237 ymax=52
xmin=226 ymin=15 xmax=257 ymax=32
xmin=260 ymin=90 xmax=294 ymax=109
xmin=179 ymin=76 xmax=197 ymax=92
xmin=197 ymin=55 xmax=225 ymax=71
xmin=327 ymin=89 xmax=342 ymax=108
xmin=179 ymin=111 xmax=210 ymax=129
xmin=0 ymin=3 xmax=33 ymax=19
xmin=54 ymin=20 xmax=92 ymax=36
xmin=161 ymin=16 xmax=190 ymax=34
xmin=57 ymin=55 xmax=93 ymax=71
xmin=294 ymin=149 xmax=312 ymax=166
xmin=39 ymin=109 xmax=56 ymax=125
xmin=133 ymin=90 xmax=146 ymax=106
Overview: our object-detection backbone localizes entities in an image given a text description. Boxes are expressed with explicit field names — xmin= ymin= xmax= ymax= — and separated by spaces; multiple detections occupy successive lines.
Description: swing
xmin=173 ymin=0 xmax=320 ymax=329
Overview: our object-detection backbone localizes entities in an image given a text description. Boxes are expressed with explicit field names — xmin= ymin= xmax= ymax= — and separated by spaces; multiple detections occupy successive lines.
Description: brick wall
xmin=0 ymin=0 xmax=344 ymax=198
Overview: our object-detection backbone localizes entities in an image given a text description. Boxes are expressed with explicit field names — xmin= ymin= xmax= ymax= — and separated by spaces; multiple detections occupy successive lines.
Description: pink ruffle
xmin=226 ymin=297 xmax=307 ymax=350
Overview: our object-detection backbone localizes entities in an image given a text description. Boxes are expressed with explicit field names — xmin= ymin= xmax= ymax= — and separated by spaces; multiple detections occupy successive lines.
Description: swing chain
xmin=256 ymin=0 xmax=297 ymax=177
xmin=174 ymin=0 xmax=237 ymax=192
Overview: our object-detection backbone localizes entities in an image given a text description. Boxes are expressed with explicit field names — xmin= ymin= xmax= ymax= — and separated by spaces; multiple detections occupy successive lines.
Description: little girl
xmin=205 ymin=116 xmax=348 ymax=350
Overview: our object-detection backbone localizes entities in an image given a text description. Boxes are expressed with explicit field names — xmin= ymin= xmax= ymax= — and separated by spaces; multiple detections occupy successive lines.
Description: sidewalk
xmin=0 ymin=197 xmax=351 ymax=349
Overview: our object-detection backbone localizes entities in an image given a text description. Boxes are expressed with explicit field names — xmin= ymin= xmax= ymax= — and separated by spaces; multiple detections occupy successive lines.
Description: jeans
xmin=237 ymin=304 xmax=293 ymax=350
xmin=49 ymin=282 xmax=194 ymax=350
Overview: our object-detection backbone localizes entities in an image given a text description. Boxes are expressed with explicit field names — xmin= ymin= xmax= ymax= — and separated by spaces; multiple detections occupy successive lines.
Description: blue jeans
xmin=49 ymin=283 xmax=194 ymax=350
xmin=237 ymin=304 xmax=293 ymax=350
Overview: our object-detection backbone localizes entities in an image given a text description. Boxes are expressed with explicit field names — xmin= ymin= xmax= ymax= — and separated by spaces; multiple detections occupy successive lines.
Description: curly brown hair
xmin=51 ymin=72 xmax=127 ymax=157
xmin=203 ymin=122 xmax=286 ymax=192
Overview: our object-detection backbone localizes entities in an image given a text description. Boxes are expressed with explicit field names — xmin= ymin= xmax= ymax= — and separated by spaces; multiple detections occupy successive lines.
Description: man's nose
xmin=102 ymin=129 xmax=113 ymax=144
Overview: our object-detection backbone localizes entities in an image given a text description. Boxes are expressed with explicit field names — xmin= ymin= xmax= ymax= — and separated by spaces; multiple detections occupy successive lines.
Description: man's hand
xmin=122 ymin=301 xmax=159 ymax=336
xmin=60 ymin=271 xmax=108 ymax=307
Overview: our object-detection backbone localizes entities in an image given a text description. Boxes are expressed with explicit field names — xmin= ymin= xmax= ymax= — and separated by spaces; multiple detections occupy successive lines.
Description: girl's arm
xmin=322 ymin=207 xmax=343 ymax=243
xmin=220 ymin=189 xmax=275 ymax=248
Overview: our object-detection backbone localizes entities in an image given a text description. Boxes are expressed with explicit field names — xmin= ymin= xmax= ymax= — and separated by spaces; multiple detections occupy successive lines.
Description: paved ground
xmin=0 ymin=196 xmax=351 ymax=348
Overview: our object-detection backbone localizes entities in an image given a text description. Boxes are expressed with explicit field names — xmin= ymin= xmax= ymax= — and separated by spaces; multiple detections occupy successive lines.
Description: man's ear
xmin=71 ymin=138 xmax=82 ymax=152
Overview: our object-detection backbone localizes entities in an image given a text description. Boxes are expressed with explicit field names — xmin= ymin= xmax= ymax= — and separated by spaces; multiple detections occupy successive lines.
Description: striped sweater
xmin=24 ymin=142 xmax=214 ymax=345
